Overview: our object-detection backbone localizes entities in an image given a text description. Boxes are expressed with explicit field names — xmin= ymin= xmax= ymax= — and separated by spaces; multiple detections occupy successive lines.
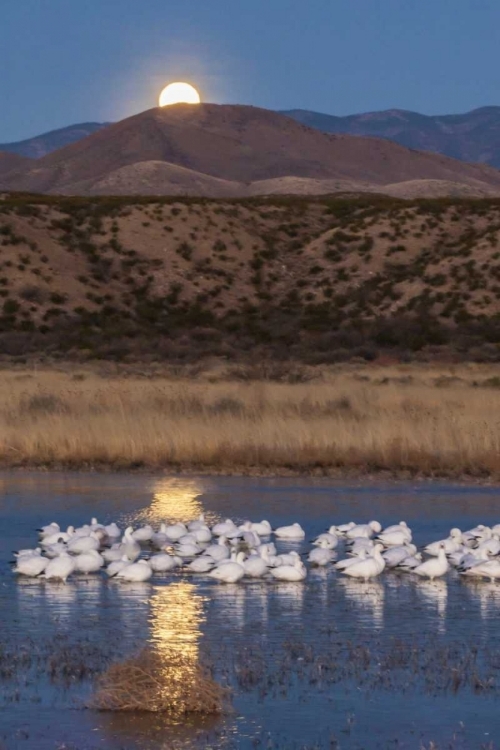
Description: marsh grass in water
xmin=1 ymin=364 xmax=500 ymax=477
xmin=88 ymin=648 xmax=228 ymax=716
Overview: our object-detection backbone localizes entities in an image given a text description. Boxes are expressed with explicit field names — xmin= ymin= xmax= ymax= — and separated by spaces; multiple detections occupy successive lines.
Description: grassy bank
xmin=1 ymin=363 xmax=500 ymax=479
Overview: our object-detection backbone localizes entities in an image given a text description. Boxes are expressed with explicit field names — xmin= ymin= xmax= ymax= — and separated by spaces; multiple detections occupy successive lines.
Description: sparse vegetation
xmin=0 ymin=194 xmax=499 ymax=362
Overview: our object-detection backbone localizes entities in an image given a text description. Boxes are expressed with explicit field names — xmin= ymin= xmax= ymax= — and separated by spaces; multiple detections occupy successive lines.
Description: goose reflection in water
xmin=338 ymin=578 xmax=385 ymax=629
xmin=43 ymin=582 xmax=79 ymax=628
xmin=414 ymin=579 xmax=448 ymax=633
xmin=209 ymin=582 xmax=247 ymax=631
xmin=271 ymin=581 xmax=305 ymax=620
xmin=463 ymin=579 xmax=500 ymax=620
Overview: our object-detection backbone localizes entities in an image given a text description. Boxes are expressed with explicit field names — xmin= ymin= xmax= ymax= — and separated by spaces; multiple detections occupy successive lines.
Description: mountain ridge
xmin=282 ymin=106 xmax=500 ymax=167
xmin=1 ymin=104 xmax=500 ymax=198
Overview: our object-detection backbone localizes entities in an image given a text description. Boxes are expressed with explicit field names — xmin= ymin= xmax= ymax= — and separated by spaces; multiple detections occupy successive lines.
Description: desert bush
xmin=88 ymin=649 xmax=228 ymax=717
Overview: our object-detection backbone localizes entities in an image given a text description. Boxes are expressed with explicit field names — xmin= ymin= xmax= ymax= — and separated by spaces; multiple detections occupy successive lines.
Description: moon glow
xmin=159 ymin=82 xmax=201 ymax=107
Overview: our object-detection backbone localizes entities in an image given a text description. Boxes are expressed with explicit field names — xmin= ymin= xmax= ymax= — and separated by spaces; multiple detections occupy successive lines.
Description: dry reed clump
xmin=88 ymin=648 xmax=228 ymax=716
xmin=1 ymin=365 xmax=500 ymax=477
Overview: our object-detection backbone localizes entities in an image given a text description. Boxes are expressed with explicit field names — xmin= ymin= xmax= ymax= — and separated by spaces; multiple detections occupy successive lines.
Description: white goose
xmin=270 ymin=557 xmax=307 ymax=582
xmin=335 ymin=548 xmax=369 ymax=571
xmin=188 ymin=514 xmax=206 ymax=532
xmin=44 ymin=552 xmax=76 ymax=582
xmin=312 ymin=532 xmax=339 ymax=550
xmin=424 ymin=529 xmax=462 ymax=556
xmin=346 ymin=521 xmax=381 ymax=540
xmin=414 ymin=545 xmax=449 ymax=580
xmin=250 ymin=520 xmax=272 ymax=536
xmin=41 ymin=526 xmax=74 ymax=547
xmin=274 ymin=523 xmax=305 ymax=540
xmin=116 ymin=560 xmax=152 ymax=582
xmin=243 ymin=554 xmax=268 ymax=578
xmin=14 ymin=555 xmax=48 ymax=577
xmin=382 ymin=544 xmax=417 ymax=569
xmin=119 ymin=528 xmax=141 ymax=561
xmin=209 ymin=553 xmax=245 ymax=583
xmin=38 ymin=522 xmax=60 ymax=539
xmin=204 ymin=536 xmax=230 ymax=562
xmin=187 ymin=556 xmax=216 ymax=573
xmin=74 ymin=549 xmax=104 ymax=574
xmin=212 ymin=519 xmax=237 ymax=537
xmin=341 ymin=544 xmax=386 ymax=581
xmin=131 ymin=525 xmax=154 ymax=543
xmin=106 ymin=556 xmax=132 ymax=577
xmin=149 ymin=553 xmax=182 ymax=572
xmin=165 ymin=523 xmax=188 ymax=542
xmin=308 ymin=546 xmax=335 ymax=567
xmin=67 ymin=531 xmax=100 ymax=555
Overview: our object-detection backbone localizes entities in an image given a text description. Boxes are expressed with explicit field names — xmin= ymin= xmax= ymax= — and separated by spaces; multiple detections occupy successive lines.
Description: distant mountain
xmin=0 ymin=123 xmax=110 ymax=159
xmin=282 ymin=107 xmax=500 ymax=169
xmin=2 ymin=104 xmax=500 ymax=198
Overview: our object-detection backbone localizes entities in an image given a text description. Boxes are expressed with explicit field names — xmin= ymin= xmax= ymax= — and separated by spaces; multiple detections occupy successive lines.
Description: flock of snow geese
xmin=11 ymin=516 xmax=500 ymax=585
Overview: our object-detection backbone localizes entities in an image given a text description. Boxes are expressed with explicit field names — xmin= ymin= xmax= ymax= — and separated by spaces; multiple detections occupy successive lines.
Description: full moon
xmin=159 ymin=82 xmax=201 ymax=107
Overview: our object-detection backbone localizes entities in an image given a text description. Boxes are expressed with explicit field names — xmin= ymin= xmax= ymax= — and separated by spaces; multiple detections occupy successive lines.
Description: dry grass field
xmin=1 ymin=363 xmax=500 ymax=478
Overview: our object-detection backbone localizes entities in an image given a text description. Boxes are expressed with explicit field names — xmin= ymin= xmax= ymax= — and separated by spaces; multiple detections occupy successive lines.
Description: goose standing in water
xmin=74 ymin=549 xmax=104 ymax=574
xmin=187 ymin=556 xmax=216 ymax=573
xmin=335 ymin=548 xmax=369 ymax=571
xmin=116 ymin=560 xmax=152 ymax=582
xmin=243 ymin=554 xmax=268 ymax=578
xmin=341 ymin=544 xmax=385 ymax=582
xmin=106 ymin=556 xmax=132 ymax=577
xmin=270 ymin=557 xmax=307 ymax=582
xmin=149 ymin=553 xmax=182 ymax=573
xmin=308 ymin=546 xmax=335 ymax=567
xmin=209 ymin=553 xmax=245 ymax=583
xmin=13 ymin=554 xmax=48 ymax=577
xmin=67 ymin=531 xmax=100 ymax=555
xmin=414 ymin=545 xmax=449 ymax=580
xmin=44 ymin=552 xmax=76 ymax=583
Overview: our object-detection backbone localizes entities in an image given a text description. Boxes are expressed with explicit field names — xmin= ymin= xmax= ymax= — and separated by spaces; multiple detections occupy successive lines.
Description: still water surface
xmin=1 ymin=472 xmax=500 ymax=749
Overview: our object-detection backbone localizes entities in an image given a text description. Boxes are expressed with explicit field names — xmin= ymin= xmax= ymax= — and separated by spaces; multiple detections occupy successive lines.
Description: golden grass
xmin=1 ymin=364 xmax=500 ymax=477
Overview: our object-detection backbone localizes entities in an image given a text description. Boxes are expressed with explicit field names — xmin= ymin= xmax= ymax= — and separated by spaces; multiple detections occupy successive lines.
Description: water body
xmin=1 ymin=472 xmax=500 ymax=749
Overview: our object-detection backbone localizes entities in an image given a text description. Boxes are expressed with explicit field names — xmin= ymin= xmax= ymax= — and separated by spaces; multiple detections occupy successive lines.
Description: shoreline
xmin=1 ymin=460 xmax=499 ymax=486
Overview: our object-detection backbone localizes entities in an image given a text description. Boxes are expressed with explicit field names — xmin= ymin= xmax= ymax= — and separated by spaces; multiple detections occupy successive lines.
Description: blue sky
xmin=2 ymin=0 xmax=500 ymax=141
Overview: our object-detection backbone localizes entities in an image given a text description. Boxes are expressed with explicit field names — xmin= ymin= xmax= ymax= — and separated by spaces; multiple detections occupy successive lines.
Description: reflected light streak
xmin=146 ymin=477 xmax=206 ymax=524
xmin=149 ymin=582 xmax=205 ymax=664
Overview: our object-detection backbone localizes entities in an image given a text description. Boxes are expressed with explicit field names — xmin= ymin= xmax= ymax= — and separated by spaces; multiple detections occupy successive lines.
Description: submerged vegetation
xmin=1 ymin=363 xmax=500 ymax=478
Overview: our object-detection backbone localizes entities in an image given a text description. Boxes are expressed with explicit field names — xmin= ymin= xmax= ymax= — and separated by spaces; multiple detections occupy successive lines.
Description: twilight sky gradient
xmin=2 ymin=0 xmax=499 ymax=141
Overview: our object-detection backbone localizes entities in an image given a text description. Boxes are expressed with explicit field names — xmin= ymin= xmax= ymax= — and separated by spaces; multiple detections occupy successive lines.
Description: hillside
xmin=1 ymin=194 xmax=500 ymax=363
xmin=2 ymin=105 xmax=500 ymax=197
xmin=0 ymin=152 xmax=31 ymax=176
xmin=283 ymin=107 xmax=500 ymax=169
xmin=0 ymin=123 xmax=110 ymax=159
